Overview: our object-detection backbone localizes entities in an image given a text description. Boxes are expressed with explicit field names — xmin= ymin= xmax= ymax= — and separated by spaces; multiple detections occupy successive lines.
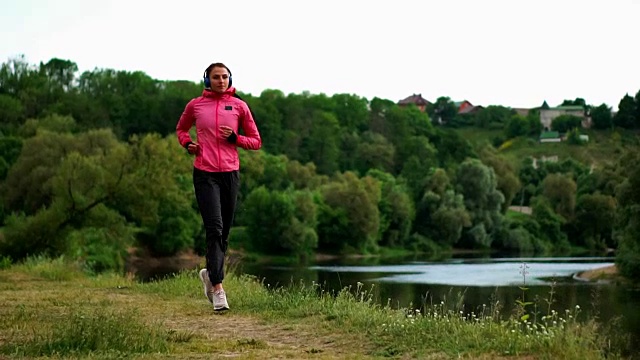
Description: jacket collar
xmin=202 ymin=87 xmax=236 ymax=98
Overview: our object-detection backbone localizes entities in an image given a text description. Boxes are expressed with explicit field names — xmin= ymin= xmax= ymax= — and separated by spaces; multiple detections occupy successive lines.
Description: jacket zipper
xmin=215 ymin=99 xmax=221 ymax=169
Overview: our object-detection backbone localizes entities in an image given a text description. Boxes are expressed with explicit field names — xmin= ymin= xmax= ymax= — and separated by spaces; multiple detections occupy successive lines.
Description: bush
xmin=492 ymin=136 xmax=505 ymax=148
xmin=566 ymin=128 xmax=585 ymax=145
xmin=0 ymin=255 xmax=11 ymax=269
xmin=0 ymin=207 xmax=67 ymax=261
xmin=407 ymin=232 xmax=441 ymax=254
xmin=67 ymin=227 xmax=131 ymax=273
xmin=616 ymin=233 xmax=640 ymax=281
xmin=551 ymin=114 xmax=583 ymax=133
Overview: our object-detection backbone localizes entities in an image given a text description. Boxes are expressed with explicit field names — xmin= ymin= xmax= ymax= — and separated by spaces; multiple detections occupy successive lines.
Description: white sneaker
xmin=199 ymin=269 xmax=213 ymax=303
xmin=213 ymin=289 xmax=229 ymax=311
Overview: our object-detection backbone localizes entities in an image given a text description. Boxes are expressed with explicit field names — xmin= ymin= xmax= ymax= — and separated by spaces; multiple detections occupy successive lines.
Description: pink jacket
xmin=176 ymin=87 xmax=261 ymax=172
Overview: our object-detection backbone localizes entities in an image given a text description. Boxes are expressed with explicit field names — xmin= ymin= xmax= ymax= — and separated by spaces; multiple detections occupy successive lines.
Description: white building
xmin=539 ymin=102 xmax=590 ymax=130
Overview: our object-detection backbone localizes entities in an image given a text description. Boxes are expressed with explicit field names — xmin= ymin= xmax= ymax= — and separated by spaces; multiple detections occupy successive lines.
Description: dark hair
xmin=204 ymin=63 xmax=231 ymax=78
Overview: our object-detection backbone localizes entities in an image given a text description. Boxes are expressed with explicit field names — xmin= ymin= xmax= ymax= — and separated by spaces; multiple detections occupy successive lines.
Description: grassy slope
xmin=0 ymin=258 xmax=624 ymax=359
xmin=454 ymin=127 xmax=638 ymax=170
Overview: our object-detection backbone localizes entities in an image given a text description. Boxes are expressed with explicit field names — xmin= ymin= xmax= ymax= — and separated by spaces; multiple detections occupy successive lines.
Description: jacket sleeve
xmin=176 ymin=99 xmax=196 ymax=147
xmin=235 ymin=102 xmax=262 ymax=150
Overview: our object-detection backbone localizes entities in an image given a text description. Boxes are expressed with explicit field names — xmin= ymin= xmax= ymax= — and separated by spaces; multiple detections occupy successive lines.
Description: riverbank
xmin=575 ymin=264 xmax=623 ymax=283
xmin=126 ymin=247 xmax=628 ymax=286
xmin=0 ymin=257 xmax=626 ymax=359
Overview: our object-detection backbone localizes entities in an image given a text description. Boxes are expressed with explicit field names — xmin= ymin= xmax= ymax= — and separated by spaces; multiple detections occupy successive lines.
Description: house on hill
xmin=539 ymin=101 xmax=591 ymax=130
xmin=454 ymin=100 xmax=483 ymax=115
xmin=398 ymin=93 xmax=430 ymax=112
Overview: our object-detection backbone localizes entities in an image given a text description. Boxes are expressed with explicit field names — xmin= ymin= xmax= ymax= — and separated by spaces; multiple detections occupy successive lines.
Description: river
xmin=238 ymin=254 xmax=639 ymax=356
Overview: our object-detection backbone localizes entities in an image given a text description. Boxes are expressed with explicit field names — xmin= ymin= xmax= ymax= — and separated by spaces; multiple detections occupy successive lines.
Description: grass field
xmin=0 ymin=256 xmax=627 ymax=359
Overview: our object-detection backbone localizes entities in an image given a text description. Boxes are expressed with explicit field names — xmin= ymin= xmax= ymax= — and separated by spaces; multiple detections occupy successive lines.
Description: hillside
xmin=455 ymin=127 xmax=640 ymax=170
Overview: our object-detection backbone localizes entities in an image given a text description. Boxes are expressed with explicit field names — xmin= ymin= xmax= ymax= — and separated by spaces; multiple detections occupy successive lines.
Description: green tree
xmin=366 ymin=169 xmax=415 ymax=247
xmin=0 ymin=135 xmax=22 ymax=180
xmin=455 ymin=159 xmax=505 ymax=248
xmin=1 ymin=130 xmax=200 ymax=261
xmin=243 ymin=186 xmax=318 ymax=257
xmin=526 ymin=108 xmax=542 ymax=136
xmin=614 ymin=151 xmax=640 ymax=280
xmin=478 ymin=145 xmax=521 ymax=212
xmin=574 ymin=193 xmax=616 ymax=250
xmin=354 ymin=131 xmax=396 ymax=174
xmin=261 ymin=153 xmax=291 ymax=191
xmin=414 ymin=169 xmax=470 ymax=247
xmin=305 ymin=111 xmax=340 ymax=175
xmin=337 ymin=131 xmax=359 ymax=172
xmin=287 ymin=160 xmax=326 ymax=191
xmin=613 ymin=94 xmax=637 ymax=129
xmin=124 ymin=137 xmax=201 ymax=256
xmin=157 ymin=80 xmax=202 ymax=135
xmin=0 ymin=55 xmax=48 ymax=119
xmin=3 ymin=128 xmax=120 ymax=215
xmin=427 ymin=96 xmax=457 ymax=124
xmin=368 ymin=97 xmax=396 ymax=139
xmin=551 ymin=114 xmax=582 ymax=132
xmin=541 ymin=173 xmax=577 ymax=222
xmin=332 ymin=93 xmax=369 ymax=132
xmin=475 ymin=105 xmax=513 ymax=129
xmin=560 ymin=98 xmax=586 ymax=107
xmin=0 ymin=94 xmax=24 ymax=129
xmin=245 ymin=89 xmax=284 ymax=154
xmin=428 ymin=128 xmax=476 ymax=168
xmin=19 ymin=113 xmax=77 ymax=137
xmin=504 ymin=114 xmax=529 ymax=138
xmin=40 ymin=58 xmax=78 ymax=92
xmin=590 ymin=103 xmax=613 ymax=129
xmin=531 ymin=196 xmax=569 ymax=250
xmin=514 ymin=157 xmax=542 ymax=207
xmin=317 ymin=172 xmax=381 ymax=253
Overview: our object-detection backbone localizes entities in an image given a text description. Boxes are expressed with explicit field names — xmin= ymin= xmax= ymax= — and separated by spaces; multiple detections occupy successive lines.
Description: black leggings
xmin=193 ymin=168 xmax=239 ymax=285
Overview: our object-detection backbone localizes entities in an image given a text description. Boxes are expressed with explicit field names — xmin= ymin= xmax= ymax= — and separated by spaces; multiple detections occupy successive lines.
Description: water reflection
xmin=309 ymin=260 xmax=614 ymax=286
xmin=237 ymin=255 xmax=638 ymax=356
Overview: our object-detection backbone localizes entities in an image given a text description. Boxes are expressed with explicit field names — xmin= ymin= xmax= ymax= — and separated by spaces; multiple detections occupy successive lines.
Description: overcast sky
xmin=2 ymin=0 xmax=639 ymax=110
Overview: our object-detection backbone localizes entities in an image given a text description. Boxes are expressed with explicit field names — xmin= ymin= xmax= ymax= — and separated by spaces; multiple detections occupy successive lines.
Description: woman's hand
xmin=220 ymin=125 xmax=233 ymax=138
xmin=187 ymin=142 xmax=199 ymax=155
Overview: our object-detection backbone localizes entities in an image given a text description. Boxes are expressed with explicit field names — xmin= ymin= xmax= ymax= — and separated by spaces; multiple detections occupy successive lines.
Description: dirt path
xmin=147 ymin=290 xmax=377 ymax=359
xmin=162 ymin=312 xmax=360 ymax=359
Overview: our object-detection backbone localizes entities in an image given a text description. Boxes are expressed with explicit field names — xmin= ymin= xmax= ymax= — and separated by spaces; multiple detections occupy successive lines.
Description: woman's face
xmin=209 ymin=66 xmax=230 ymax=93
